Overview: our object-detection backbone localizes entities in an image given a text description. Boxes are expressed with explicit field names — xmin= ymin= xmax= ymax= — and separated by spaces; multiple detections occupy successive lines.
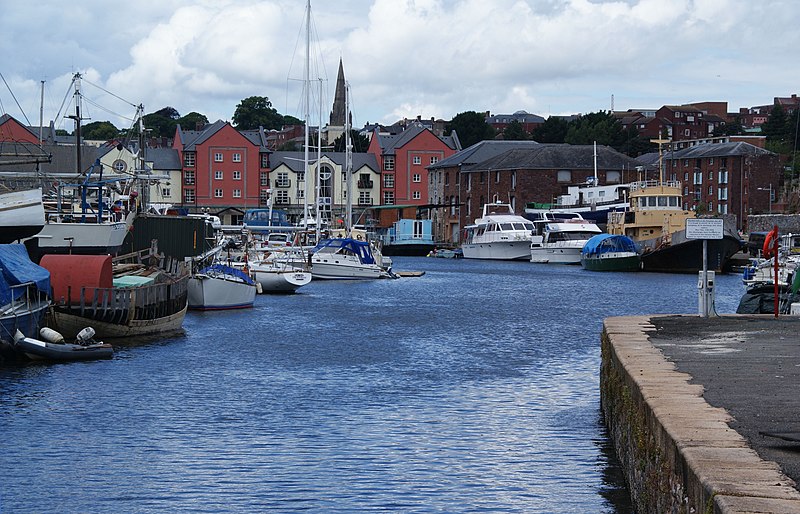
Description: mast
xmin=303 ymin=0 xmax=311 ymax=232
xmin=593 ymin=141 xmax=598 ymax=185
xmin=345 ymin=81 xmax=352 ymax=236
xmin=37 ymin=80 xmax=44 ymax=188
xmin=317 ymin=77 xmax=323 ymax=241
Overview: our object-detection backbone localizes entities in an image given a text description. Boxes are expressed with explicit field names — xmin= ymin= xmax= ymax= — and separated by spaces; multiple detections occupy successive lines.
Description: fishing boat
xmin=462 ymin=201 xmax=534 ymax=260
xmin=14 ymin=327 xmax=113 ymax=361
xmin=188 ymin=263 xmax=257 ymax=310
xmin=0 ymin=244 xmax=51 ymax=359
xmin=529 ymin=212 xmax=601 ymax=264
xmin=0 ymin=188 xmax=45 ymax=244
xmin=580 ymin=234 xmax=641 ymax=271
xmin=40 ymin=241 xmax=189 ymax=339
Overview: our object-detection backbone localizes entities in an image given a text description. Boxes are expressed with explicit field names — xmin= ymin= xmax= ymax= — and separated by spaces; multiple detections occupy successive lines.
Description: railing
xmin=629 ymin=180 xmax=682 ymax=191
xmin=357 ymin=180 xmax=374 ymax=189
xmin=275 ymin=180 xmax=291 ymax=188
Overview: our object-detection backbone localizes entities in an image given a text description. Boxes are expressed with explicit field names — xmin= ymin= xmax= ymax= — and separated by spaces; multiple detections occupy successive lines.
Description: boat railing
xmin=1 ymin=281 xmax=49 ymax=317
xmin=629 ymin=180 xmax=682 ymax=191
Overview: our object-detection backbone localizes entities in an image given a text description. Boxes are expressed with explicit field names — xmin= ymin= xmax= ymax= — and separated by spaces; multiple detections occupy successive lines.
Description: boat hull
xmin=640 ymin=235 xmax=742 ymax=273
xmin=0 ymin=300 xmax=50 ymax=359
xmin=252 ymin=266 xmax=312 ymax=293
xmin=530 ymin=245 xmax=583 ymax=264
xmin=15 ymin=336 xmax=113 ymax=361
xmin=381 ymin=242 xmax=436 ymax=257
xmin=462 ymin=242 xmax=530 ymax=261
xmin=581 ymin=252 xmax=641 ymax=272
xmin=310 ymin=260 xmax=384 ymax=279
xmin=31 ymin=221 xmax=129 ymax=257
xmin=0 ymin=189 xmax=45 ymax=244
xmin=49 ymin=305 xmax=188 ymax=340
xmin=188 ymin=275 xmax=256 ymax=310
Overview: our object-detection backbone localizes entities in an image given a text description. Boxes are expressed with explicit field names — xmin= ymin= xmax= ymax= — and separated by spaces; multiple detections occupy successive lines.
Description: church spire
xmin=329 ymin=59 xmax=348 ymax=126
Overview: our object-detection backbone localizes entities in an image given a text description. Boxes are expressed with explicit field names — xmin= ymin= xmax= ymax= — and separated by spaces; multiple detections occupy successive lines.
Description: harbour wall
xmin=748 ymin=213 xmax=800 ymax=233
xmin=600 ymin=316 xmax=800 ymax=513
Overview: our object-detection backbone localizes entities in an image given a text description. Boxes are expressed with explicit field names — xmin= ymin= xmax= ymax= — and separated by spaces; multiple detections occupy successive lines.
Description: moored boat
xmin=40 ymin=242 xmax=189 ymax=339
xmin=0 ymin=244 xmax=51 ymax=359
xmin=580 ymin=234 xmax=641 ymax=271
xmin=379 ymin=219 xmax=436 ymax=257
xmin=309 ymin=237 xmax=388 ymax=279
xmin=14 ymin=327 xmax=113 ymax=361
xmin=188 ymin=263 xmax=257 ymax=310
xmin=529 ymin=212 xmax=602 ymax=264
xmin=0 ymin=188 xmax=45 ymax=244
xmin=251 ymin=261 xmax=312 ymax=293
xmin=462 ymin=201 xmax=534 ymax=260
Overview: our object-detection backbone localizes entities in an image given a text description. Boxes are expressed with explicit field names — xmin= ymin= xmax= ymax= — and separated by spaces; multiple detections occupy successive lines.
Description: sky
xmin=1 ymin=0 xmax=798 ymax=133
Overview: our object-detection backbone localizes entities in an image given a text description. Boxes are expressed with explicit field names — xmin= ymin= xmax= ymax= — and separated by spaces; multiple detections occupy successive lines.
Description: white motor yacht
xmin=461 ymin=201 xmax=534 ymax=260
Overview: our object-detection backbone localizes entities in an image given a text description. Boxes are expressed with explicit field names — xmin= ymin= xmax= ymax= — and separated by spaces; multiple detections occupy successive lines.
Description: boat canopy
xmin=582 ymin=234 xmax=638 ymax=256
xmin=0 ymin=244 xmax=51 ymax=305
xmin=200 ymin=264 xmax=256 ymax=286
xmin=311 ymin=238 xmax=376 ymax=264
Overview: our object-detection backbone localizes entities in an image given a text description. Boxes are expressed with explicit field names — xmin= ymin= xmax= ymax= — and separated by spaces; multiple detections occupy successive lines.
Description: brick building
xmin=430 ymin=141 xmax=642 ymax=243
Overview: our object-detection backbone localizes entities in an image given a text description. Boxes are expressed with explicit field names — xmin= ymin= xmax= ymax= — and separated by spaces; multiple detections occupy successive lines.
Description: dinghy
xmin=14 ymin=327 xmax=113 ymax=361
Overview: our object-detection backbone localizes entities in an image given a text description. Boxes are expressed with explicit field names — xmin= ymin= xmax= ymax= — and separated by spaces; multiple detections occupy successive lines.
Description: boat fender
xmin=39 ymin=327 xmax=65 ymax=344
xmin=76 ymin=327 xmax=96 ymax=345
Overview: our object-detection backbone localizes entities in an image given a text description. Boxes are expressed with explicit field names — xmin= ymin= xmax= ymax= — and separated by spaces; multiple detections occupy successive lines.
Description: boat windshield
xmin=549 ymin=231 xmax=600 ymax=241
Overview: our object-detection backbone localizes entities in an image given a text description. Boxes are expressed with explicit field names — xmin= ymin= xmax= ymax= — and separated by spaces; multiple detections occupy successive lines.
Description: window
xmin=413 ymin=174 xmax=421 ymax=183
xmin=412 ymin=191 xmax=421 ymax=200
xmin=184 ymin=189 xmax=195 ymax=202
xmin=445 ymin=172 xmax=449 ymax=186
xmin=383 ymin=191 xmax=395 ymax=205
xmin=215 ymin=171 xmax=223 ymax=180
xmin=466 ymin=174 xmax=472 ymax=191
xmin=232 ymin=153 xmax=241 ymax=163
xmin=112 ymin=160 xmax=127 ymax=173
xmin=413 ymin=156 xmax=421 ymax=165
xmin=708 ymin=171 xmax=713 ymax=181
xmin=383 ymin=174 xmax=394 ymax=188
xmin=297 ymin=171 xmax=305 ymax=182
xmin=718 ymin=170 xmax=728 ymax=184
xmin=480 ymin=172 xmax=486 ymax=184
xmin=708 ymin=185 xmax=713 ymax=195
xmin=233 ymin=170 xmax=241 ymax=180
xmin=693 ymin=172 xmax=702 ymax=185
xmin=276 ymin=172 xmax=290 ymax=187
xmin=296 ymin=189 xmax=305 ymax=199
xmin=214 ymin=152 xmax=223 ymax=162
xmin=708 ymin=157 xmax=714 ymax=166
xmin=260 ymin=189 xmax=269 ymax=204
xmin=161 ymin=187 xmax=171 ymax=197
xmin=184 ymin=170 xmax=195 ymax=185
xmin=684 ymin=172 xmax=689 ymax=181
xmin=214 ymin=188 xmax=223 ymax=198
xmin=184 ymin=152 xmax=196 ymax=167
xmin=720 ymin=157 xmax=727 ymax=167
xmin=683 ymin=186 xmax=689 ymax=195
xmin=359 ymin=191 xmax=371 ymax=205
xmin=684 ymin=159 xmax=689 ymax=167
xmin=260 ymin=153 xmax=269 ymax=168
xmin=233 ymin=189 xmax=241 ymax=198
xmin=430 ymin=156 xmax=438 ymax=164
xmin=718 ymin=187 xmax=728 ymax=200
xmin=383 ymin=156 xmax=395 ymax=171
xmin=260 ymin=172 xmax=269 ymax=186
xmin=276 ymin=190 xmax=289 ymax=204
xmin=495 ymin=171 xmax=500 ymax=183
xmin=606 ymin=171 xmax=620 ymax=183
xmin=557 ymin=170 xmax=572 ymax=183
xmin=718 ymin=204 xmax=728 ymax=214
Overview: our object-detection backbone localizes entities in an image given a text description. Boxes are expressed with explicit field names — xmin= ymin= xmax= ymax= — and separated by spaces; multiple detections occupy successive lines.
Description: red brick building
xmin=368 ymin=123 xmax=460 ymax=228
xmin=173 ymin=121 xmax=271 ymax=224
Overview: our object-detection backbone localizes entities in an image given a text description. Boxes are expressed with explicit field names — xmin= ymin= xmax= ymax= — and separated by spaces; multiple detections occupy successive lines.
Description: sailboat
xmin=0 ymin=188 xmax=45 ymax=244
xmin=307 ymin=82 xmax=387 ymax=279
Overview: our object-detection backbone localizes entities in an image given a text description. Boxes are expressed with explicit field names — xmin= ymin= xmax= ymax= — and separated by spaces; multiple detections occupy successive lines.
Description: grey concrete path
xmin=648 ymin=315 xmax=800 ymax=491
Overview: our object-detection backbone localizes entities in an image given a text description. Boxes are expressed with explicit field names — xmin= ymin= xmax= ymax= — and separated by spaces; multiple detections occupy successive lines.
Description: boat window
xmin=500 ymin=223 xmax=513 ymax=231
xmin=669 ymin=197 xmax=678 ymax=207
xmin=658 ymin=197 xmax=667 ymax=206
xmin=648 ymin=197 xmax=657 ymax=207
xmin=523 ymin=223 xmax=534 ymax=231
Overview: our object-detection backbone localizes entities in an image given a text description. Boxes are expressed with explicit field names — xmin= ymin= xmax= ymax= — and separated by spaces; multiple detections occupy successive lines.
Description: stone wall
xmin=748 ymin=214 xmax=800 ymax=233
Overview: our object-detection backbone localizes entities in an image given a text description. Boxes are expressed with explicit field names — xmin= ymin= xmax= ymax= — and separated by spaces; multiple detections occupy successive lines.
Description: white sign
xmin=685 ymin=218 xmax=724 ymax=240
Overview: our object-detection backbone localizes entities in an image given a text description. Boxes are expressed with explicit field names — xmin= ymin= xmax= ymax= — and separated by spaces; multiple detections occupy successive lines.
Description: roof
xmin=146 ymin=147 xmax=182 ymax=170
xmin=667 ymin=141 xmax=775 ymax=160
xmin=485 ymin=111 xmax=546 ymax=124
xmin=269 ymin=151 xmax=379 ymax=174
xmin=430 ymin=140 xmax=541 ymax=170
xmin=373 ymin=123 xmax=459 ymax=155
xmin=453 ymin=143 xmax=643 ymax=173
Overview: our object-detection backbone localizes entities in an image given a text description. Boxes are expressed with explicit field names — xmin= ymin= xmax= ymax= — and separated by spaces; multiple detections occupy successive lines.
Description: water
xmin=0 ymin=258 xmax=746 ymax=513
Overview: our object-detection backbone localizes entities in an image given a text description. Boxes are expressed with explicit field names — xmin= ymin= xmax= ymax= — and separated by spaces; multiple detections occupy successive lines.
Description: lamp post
xmin=758 ymin=184 xmax=774 ymax=213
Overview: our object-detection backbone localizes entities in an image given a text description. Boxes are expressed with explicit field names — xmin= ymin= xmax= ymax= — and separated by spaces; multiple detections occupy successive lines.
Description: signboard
xmin=685 ymin=218 xmax=723 ymax=240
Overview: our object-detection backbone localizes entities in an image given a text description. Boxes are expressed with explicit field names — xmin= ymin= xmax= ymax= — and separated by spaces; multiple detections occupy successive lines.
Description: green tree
xmin=445 ymin=111 xmax=495 ymax=148
xmin=81 ymin=121 xmax=120 ymax=140
xmin=232 ymin=96 xmax=284 ymax=130
xmin=531 ymin=116 xmax=569 ymax=143
xmin=761 ymin=103 xmax=789 ymax=142
xmin=332 ymin=130 xmax=371 ymax=153
xmin=712 ymin=115 xmax=744 ymax=137
xmin=144 ymin=107 xmax=180 ymax=138
xmin=177 ymin=112 xmax=209 ymax=131
xmin=502 ymin=120 xmax=528 ymax=141
xmin=564 ymin=111 xmax=626 ymax=148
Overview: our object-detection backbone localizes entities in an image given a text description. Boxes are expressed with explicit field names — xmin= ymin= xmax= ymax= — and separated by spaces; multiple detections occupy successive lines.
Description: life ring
xmin=762 ymin=228 xmax=779 ymax=258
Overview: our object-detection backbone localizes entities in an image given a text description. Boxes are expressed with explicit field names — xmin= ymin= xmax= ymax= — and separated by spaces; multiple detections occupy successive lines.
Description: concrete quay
xmin=601 ymin=315 xmax=800 ymax=513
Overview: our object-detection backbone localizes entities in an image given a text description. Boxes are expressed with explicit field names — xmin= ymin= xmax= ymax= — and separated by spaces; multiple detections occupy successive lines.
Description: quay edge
xmin=600 ymin=315 xmax=800 ymax=513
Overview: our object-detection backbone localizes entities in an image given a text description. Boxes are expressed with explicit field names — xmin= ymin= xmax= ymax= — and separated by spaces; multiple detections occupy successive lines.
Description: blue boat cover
xmin=199 ymin=264 xmax=256 ymax=286
xmin=311 ymin=237 xmax=376 ymax=264
xmin=0 ymin=244 xmax=51 ymax=305
xmin=581 ymin=234 xmax=638 ymax=256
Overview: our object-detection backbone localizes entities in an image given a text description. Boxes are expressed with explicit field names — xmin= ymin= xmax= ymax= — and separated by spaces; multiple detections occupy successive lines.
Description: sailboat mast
xmin=345 ymin=81 xmax=352 ymax=236
xmin=303 ymin=0 xmax=311 ymax=232
xmin=317 ymin=77 xmax=323 ymax=240
xmin=593 ymin=141 xmax=598 ymax=185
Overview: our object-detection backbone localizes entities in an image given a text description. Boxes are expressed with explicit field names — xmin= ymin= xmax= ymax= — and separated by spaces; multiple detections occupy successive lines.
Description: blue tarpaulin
xmin=581 ymin=234 xmax=638 ymax=257
xmin=311 ymin=238 xmax=376 ymax=264
xmin=199 ymin=264 xmax=256 ymax=286
xmin=0 ymin=244 xmax=51 ymax=305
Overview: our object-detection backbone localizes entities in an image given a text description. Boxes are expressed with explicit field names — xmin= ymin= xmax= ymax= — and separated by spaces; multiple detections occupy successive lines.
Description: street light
xmin=757 ymin=184 xmax=774 ymax=213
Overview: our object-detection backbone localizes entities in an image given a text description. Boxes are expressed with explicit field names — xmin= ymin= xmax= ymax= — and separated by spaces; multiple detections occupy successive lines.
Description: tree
xmin=81 ymin=121 xmax=119 ymax=141
xmin=761 ymin=103 xmax=788 ymax=142
xmin=445 ymin=111 xmax=495 ymax=148
xmin=332 ymin=130 xmax=371 ymax=152
xmin=232 ymin=96 xmax=284 ymax=130
xmin=711 ymin=115 xmax=744 ymax=137
xmin=531 ymin=116 xmax=569 ymax=143
xmin=564 ymin=111 xmax=626 ymax=148
xmin=177 ymin=112 xmax=209 ymax=131
xmin=144 ymin=107 xmax=180 ymax=138
xmin=502 ymin=120 xmax=528 ymax=141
